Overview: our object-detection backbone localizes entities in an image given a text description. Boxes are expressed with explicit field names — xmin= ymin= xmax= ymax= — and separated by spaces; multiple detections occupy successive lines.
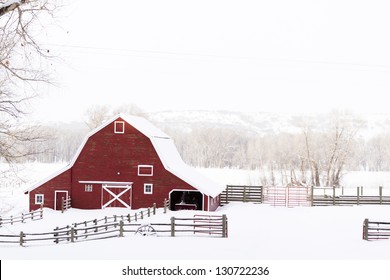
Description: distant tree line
xmin=17 ymin=107 xmax=390 ymax=187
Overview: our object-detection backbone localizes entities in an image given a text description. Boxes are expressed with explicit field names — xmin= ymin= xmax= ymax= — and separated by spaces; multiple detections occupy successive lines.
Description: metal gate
xmin=263 ymin=186 xmax=311 ymax=207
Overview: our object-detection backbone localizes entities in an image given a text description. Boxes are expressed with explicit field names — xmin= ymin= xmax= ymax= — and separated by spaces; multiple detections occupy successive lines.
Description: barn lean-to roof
xmin=25 ymin=114 xmax=225 ymax=197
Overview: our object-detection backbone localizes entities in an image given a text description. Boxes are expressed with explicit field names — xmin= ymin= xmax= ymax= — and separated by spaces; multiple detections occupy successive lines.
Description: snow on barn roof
xmin=121 ymin=114 xmax=225 ymax=197
xmin=26 ymin=114 xmax=225 ymax=197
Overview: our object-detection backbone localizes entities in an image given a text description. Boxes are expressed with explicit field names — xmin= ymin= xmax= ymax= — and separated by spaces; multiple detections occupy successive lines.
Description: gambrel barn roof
xmin=26 ymin=114 xmax=225 ymax=198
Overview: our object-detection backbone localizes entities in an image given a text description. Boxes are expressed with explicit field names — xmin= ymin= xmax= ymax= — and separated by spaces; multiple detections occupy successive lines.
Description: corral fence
xmin=220 ymin=185 xmax=262 ymax=205
xmin=263 ymin=186 xmax=311 ymax=207
xmin=220 ymin=185 xmax=390 ymax=207
xmin=0 ymin=214 xmax=228 ymax=247
xmin=362 ymin=219 xmax=390 ymax=241
xmin=0 ymin=206 xmax=43 ymax=227
xmin=312 ymin=186 xmax=390 ymax=206
xmin=0 ymin=199 xmax=227 ymax=246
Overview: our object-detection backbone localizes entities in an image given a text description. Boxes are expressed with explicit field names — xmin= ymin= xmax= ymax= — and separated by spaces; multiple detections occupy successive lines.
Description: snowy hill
xmin=148 ymin=110 xmax=311 ymax=136
xmin=147 ymin=110 xmax=390 ymax=138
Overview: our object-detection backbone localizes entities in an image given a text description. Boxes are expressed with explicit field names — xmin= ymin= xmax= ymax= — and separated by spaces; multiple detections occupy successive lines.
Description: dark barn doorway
xmin=170 ymin=190 xmax=203 ymax=211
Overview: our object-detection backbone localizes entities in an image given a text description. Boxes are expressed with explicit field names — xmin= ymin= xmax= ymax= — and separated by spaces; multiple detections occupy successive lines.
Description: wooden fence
xmin=0 ymin=213 xmax=228 ymax=246
xmin=220 ymin=185 xmax=262 ymax=205
xmin=61 ymin=197 xmax=72 ymax=213
xmin=220 ymin=185 xmax=390 ymax=207
xmin=362 ymin=219 xmax=390 ymax=241
xmin=312 ymin=186 xmax=390 ymax=206
xmin=0 ymin=206 xmax=43 ymax=227
xmin=54 ymin=203 xmax=159 ymax=232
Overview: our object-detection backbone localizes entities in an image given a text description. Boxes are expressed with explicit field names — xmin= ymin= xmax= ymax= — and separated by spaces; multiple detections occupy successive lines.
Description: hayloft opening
xmin=170 ymin=190 xmax=203 ymax=211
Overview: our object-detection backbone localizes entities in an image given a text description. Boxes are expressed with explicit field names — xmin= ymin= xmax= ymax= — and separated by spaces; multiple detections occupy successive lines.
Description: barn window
xmin=85 ymin=184 xmax=93 ymax=192
xmin=35 ymin=194 xmax=44 ymax=205
xmin=138 ymin=165 xmax=153 ymax=176
xmin=144 ymin=183 xmax=153 ymax=194
xmin=114 ymin=121 xmax=125 ymax=134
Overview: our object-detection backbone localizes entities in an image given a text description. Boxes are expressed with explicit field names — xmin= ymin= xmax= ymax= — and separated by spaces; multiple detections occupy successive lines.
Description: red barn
xmin=25 ymin=114 xmax=225 ymax=212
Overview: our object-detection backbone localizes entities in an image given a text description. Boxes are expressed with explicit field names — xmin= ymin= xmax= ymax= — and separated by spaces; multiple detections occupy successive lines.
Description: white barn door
xmin=102 ymin=185 xmax=132 ymax=208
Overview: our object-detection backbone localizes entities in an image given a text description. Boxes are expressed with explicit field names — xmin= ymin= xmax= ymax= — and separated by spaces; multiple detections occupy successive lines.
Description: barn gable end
xmin=26 ymin=114 xmax=224 ymax=212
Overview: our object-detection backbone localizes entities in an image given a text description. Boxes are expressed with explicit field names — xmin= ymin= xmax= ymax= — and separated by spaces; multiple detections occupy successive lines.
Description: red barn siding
xmin=27 ymin=116 xmax=222 ymax=212
xmin=29 ymin=169 xmax=72 ymax=211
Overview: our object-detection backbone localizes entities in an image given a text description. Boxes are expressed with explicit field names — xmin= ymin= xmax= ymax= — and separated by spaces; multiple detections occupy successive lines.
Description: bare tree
xmin=84 ymin=103 xmax=146 ymax=130
xmin=84 ymin=105 xmax=111 ymax=129
xmin=1 ymin=0 xmax=56 ymax=166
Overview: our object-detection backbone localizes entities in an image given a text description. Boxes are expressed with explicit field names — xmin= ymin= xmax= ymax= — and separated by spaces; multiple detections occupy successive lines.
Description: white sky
xmin=31 ymin=0 xmax=390 ymax=122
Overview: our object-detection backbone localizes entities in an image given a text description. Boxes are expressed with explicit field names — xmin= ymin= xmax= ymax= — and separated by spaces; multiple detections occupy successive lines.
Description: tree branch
xmin=0 ymin=0 xmax=27 ymax=18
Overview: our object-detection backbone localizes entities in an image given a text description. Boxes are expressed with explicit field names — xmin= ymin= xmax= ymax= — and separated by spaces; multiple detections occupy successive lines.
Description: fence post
xmin=40 ymin=204 xmax=43 ymax=219
xmin=75 ymin=224 xmax=79 ymax=240
xmin=379 ymin=186 xmax=383 ymax=205
xmin=94 ymin=219 xmax=98 ymax=232
xmin=119 ymin=220 xmax=124 ymax=237
xmin=54 ymin=227 xmax=59 ymax=244
xmin=222 ymin=214 xmax=227 ymax=238
xmin=170 ymin=217 xmax=175 ymax=237
xmin=226 ymin=185 xmax=229 ymax=204
xmin=243 ymin=186 xmax=247 ymax=203
xmin=260 ymin=186 xmax=264 ymax=204
xmin=153 ymin=203 xmax=156 ymax=215
xmin=363 ymin=218 xmax=369 ymax=240
xmin=135 ymin=213 xmax=138 ymax=222
xmin=357 ymin=187 xmax=360 ymax=205
xmin=19 ymin=231 xmax=24 ymax=246
xmin=141 ymin=211 xmax=144 ymax=219
xmin=127 ymin=214 xmax=131 ymax=222
xmin=148 ymin=208 xmax=151 ymax=217
xmin=0 ymin=216 xmax=2 ymax=226
xmin=310 ymin=186 xmax=314 ymax=207
xmin=61 ymin=197 xmax=64 ymax=213
xmin=332 ymin=185 xmax=336 ymax=205
xmin=70 ymin=227 xmax=75 ymax=242
xmin=360 ymin=186 xmax=364 ymax=196
xmin=164 ymin=199 xmax=167 ymax=214
xmin=21 ymin=213 xmax=24 ymax=223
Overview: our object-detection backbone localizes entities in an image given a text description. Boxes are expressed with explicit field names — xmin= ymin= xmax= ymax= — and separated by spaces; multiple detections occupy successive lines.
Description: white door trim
xmin=102 ymin=185 xmax=132 ymax=208
xmin=54 ymin=190 xmax=69 ymax=211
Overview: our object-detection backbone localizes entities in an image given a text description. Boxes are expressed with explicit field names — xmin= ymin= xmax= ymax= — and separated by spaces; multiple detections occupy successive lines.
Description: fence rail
xmin=0 ymin=214 xmax=228 ymax=246
xmin=312 ymin=186 xmax=390 ymax=206
xmin=54 ymin=203 xmax=159 ymax=231
xmin=363 ymin=219 xmax=390 ymax=241
xmin=61 ymin=197 xmax=72 ymax=213
xmin=220 ymin=185 xmax=262 ymax=205
xmin=220 ymin=185 xmax=390 ymax=207
xmin=0 ymin=206 xmax=43 ymax=227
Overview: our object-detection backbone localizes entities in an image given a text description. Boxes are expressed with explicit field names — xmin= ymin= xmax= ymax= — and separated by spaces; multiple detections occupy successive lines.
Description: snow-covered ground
xmin=1 ymin=203 xmax=390 ymax=260
xmin=1 ymin=162 xmax=390 ymax=261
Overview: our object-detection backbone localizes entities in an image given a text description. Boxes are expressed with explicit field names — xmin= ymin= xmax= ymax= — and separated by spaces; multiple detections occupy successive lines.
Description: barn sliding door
xmin=102 ymin=185 xmax=132 ymax=208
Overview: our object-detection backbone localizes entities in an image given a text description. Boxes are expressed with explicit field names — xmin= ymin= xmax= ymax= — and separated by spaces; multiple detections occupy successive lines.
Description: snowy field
xmin=1 ymin=204 xmax=390 ymax=260
xmin=1 ymin=162 xmax=390 ymax=261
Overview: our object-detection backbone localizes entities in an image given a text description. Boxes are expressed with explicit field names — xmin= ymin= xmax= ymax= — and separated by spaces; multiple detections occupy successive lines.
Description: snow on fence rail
xmin=0 ymin=206 xmax=43 ymax=227
xmin=362 ymin=219 xmax=390 ymax=241
xmin=0 ymin=214 xmax=228 ymax=246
